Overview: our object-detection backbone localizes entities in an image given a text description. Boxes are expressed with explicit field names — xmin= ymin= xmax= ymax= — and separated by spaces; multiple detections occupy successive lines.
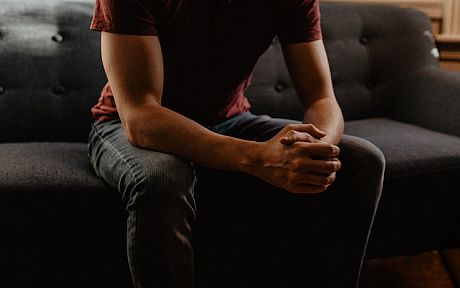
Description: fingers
xmin=289 ymin=183 xmax=329 ymax=194
xmin=295 ymin=142 xmax=340 ymax=158
xmin=294 ymin=172 xmax=337 ymax=186
xmin=301 ymin=158 xmax=341 ymax=174
xmin=288 ymin=123 xmax=327 ymax=138
xmin=280 ymin=130 xmax=323 ymax=145
xmin=285 ymin=160 xmax=340 ymax=194
xmin=280 ymin=123 xmax=326 ymax=144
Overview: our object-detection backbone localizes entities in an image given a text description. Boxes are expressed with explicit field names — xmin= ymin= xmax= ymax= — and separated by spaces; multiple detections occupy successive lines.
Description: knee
xmin=339 ymin=134 xmax=385 ymax=179
xmin=125 ymin=152 xmax=196 ymax=210
xmin=143 ymin=153 xmax=196 ymax=194
xmin=335 ymin=135 xmax=385 ymax=204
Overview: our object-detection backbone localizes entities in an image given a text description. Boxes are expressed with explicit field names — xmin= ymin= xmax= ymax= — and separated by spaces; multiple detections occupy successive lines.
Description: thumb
xmin=306 ymin=124 xmax=327 ymax=139
xmin=281 ymin=123 xmax=327 ymax=140
xmin=280 ymin=130 xmax=322 ymax=145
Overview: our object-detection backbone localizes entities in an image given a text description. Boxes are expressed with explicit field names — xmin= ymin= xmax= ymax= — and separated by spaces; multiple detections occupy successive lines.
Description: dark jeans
xmin=88 ymin=112 xmax=384 ymax=288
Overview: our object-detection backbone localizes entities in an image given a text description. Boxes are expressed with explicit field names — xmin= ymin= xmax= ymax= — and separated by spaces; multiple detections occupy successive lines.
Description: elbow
xmin=123 ymin=117 xmax=149 ymax=148
xmin=119 ymin=103 xmax=163 ymax=149
xmin=125 ymin=127 xmax=140 ymax=147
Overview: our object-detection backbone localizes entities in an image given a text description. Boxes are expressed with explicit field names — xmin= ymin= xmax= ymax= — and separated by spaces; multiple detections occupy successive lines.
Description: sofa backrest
xmin=0 ymin=0 xmax=105 ymax=143
xmin=0 ymin=0 xmax=438 ymax=142
xmin=246 ymin=3 xmax=439 ymax=121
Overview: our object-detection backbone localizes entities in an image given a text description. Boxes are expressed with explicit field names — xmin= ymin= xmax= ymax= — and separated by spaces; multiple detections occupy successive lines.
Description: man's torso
xmin=90 ymin=0 xmax=321 ymax=124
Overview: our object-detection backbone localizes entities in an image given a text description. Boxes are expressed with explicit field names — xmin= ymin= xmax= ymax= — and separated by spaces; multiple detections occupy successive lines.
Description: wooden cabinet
xmin=437 ymin=37 xmax=460 ymax=72
xmin=322 ymin=0 xmax=460 ymax=72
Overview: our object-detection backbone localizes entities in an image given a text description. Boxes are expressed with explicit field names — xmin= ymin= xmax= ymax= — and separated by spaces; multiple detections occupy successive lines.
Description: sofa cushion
xmin=345 ymin=118 xmax=460 ymax=179
xmin=0 ymin=142 xmax=132 ymax=287
xmin=345 ymin=118 xmax=460 ymax=257
xmin=0 ymin=142 xmax=103 ymax=189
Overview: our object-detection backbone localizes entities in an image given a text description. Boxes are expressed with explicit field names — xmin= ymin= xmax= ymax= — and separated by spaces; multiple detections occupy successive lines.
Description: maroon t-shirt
xmin=90 ymin=0 xmax=322 ymax=124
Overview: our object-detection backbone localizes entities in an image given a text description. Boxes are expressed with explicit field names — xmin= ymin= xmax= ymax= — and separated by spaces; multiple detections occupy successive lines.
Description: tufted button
xmin=365 ymin=82 xmax=374 ymax=90
xmin=51 ymin=33 xmax=64 ymax=43
xmin=431 ymin=48 xmax=440 ymax=59
xmin=423 ymin=30 xmax=435 ymax=43
xmin=53 ymin=85 xmax=66 ymax=95
xmin=0 ymin=86 xmax=4 ymax=94
xmin=360 ymin=36 xmax=369 ymax=45
xmin=275 ymin=83 xmax=285 ymax=92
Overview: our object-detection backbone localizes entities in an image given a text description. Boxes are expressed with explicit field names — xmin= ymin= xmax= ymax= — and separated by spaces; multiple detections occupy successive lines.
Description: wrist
xmin=237 ymin=140 xmax=265 ymax=175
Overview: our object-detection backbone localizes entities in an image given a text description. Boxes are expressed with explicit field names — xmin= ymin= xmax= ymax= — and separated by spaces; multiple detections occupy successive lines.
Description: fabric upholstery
xmin=246 ymin=4 xmax=439 ymax=121
xmin=392 ymin=66 xmax=460 ymax=137
xmin=344 ymin=118 xmax=460 ymax=179
xmin=344 ymin=118 xmax=460 ymax=257
xmin=0 ymin=143 xmax=132 ymax=287
xmin=0 ymin=0 xmax=106 ymax=143
xmin=0 ymin=143 xmax=102 ymax=188
xmin=320 ymin=4 xmax=438 ymax=120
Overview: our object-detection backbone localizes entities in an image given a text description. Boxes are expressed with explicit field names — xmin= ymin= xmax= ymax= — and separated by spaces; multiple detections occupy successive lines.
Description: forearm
xmin=123 ymin=103 xmax=261 ymax=172
xmin=281 ymin=41 xmax=344 ymax=145
xmin=303 ymin=96 xmax=344 ymax=145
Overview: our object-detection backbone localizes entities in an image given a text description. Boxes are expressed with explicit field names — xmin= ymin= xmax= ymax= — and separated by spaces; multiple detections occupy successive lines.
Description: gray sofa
xmin=1 ymin=0 xmax=459 ymax=287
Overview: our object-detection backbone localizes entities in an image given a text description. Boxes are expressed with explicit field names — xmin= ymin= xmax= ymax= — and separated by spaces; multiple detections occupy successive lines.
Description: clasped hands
xmin=257 ymin=124 xmax=341 ymax=194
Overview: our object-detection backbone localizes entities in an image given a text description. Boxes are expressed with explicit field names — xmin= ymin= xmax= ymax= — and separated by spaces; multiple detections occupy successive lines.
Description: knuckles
xmin=324 ymin=174 xmax=336 ymax=185
xmin=285 ymin=124 xmax=296 ymax=131
xmin=327 ymin=160 xmax=341 ymax=173
xmin=287 ymin=130 xmax=297 ymax=138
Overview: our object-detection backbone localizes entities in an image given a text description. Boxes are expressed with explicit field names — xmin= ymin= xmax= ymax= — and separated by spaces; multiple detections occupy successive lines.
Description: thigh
xmin=211 ymin=112 xmax=300 ymax=141
xmin=88 ymin=119 xmax=196 ymax=209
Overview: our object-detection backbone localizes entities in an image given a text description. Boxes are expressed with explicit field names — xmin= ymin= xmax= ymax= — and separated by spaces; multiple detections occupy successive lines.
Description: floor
xmin=359 ymin=251 xmax=457 ymax=288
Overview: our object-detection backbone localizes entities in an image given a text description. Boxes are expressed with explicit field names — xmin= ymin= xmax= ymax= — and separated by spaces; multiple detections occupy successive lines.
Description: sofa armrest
xmin=393 ymin=66 xmax=460 ymax=137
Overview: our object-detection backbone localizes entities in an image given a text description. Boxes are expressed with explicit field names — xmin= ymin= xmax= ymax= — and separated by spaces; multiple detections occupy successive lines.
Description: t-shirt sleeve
xmin=90 ymin=0 xmax=158 ymax=36
xmin=278 ymin=0 xmax=322 ymax=45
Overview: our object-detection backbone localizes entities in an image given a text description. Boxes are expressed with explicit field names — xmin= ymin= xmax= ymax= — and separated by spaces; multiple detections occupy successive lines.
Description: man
xmin=88 ymin=0 xmax=385 ymax=287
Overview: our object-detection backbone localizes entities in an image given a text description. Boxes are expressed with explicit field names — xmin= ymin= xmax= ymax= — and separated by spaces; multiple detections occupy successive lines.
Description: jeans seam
xmin=132 ymin=209 xmax=142 ymax=288
xmin=91 ymin=125 xmax=148 ymax=211
xmin=91 ymin=125 xmax=144 ymax=287
xmin=91 ymin=127 xmax=142 ymax=186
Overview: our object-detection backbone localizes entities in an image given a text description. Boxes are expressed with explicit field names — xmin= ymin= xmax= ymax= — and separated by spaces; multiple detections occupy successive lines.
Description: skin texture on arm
xmin=101 ymin=32 xmax=341 ymax=194
xmin=281 ymin=40 xmax=344 ymax=146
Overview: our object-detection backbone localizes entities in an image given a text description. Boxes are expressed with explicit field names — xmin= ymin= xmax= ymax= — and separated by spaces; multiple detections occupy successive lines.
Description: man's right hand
xmin=249 ymin=124 xmax=341 ymax=194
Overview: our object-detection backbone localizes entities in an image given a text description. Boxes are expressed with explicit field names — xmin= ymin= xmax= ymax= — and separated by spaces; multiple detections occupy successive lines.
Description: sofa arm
xmin=393 ymin=66 xmax=460 ymax=137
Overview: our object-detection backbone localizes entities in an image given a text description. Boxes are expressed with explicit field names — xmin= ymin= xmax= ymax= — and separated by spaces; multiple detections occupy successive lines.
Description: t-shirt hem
xmin=279 ymin=33 xmax=323 ymax=45
xmin=90 ymin=21 xmax=158 ymax=36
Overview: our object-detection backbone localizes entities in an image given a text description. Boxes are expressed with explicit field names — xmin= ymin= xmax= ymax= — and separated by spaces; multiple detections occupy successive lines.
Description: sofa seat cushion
xmin=0 ymin=142 xmax=132 ymax=287
xmin=0 ymin=142 xmax=104 ymax=190
xmin=345 ymin=118 xmax=460 ymax=257
xmin=344 ymin=118 xmax=460 ymax=179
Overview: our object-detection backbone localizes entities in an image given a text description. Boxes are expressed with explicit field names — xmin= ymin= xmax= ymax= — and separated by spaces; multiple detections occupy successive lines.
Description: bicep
xmin=282 ymin=40 xmax=334 ymax=107
xmin=101 ymin=32 xmax=164 ymax=117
